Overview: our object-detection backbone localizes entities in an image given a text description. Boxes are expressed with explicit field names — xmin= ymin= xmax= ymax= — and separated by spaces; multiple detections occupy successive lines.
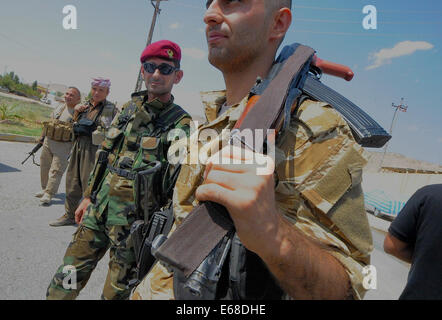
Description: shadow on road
xmin=0 ymin=162 xmax=21 ymax=173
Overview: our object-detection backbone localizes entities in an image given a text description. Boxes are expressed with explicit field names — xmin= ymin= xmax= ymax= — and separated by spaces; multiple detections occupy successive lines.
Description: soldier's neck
xmin=147 ymin=92 xmax=172 ymax=104
xmin=223 ymin=55 xmax=273 ymax=106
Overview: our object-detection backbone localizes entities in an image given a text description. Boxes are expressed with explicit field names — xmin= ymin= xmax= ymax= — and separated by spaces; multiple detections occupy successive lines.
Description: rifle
xmin=21 ymin=142 xmax=43 ymax=166
xmin=153 ymin=44 xmax=390 ymax=296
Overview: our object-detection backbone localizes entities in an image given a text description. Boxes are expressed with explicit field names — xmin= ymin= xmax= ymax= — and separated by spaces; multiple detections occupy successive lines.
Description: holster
xmin=130 ymin=161 xmax=170 ymax=282
xmin=133 ymin=207 xmax=174 ymax=281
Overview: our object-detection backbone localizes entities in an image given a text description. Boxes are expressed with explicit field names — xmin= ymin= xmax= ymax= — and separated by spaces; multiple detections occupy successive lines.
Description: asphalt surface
xmin=0 ymin=140 xmax=108 ymax=300
xmin=0 ymin=140 xmax=410 ymax=300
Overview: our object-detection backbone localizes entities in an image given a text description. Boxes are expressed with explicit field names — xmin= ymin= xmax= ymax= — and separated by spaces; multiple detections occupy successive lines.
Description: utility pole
xmin=379 ymin=98 xmax=408 ymax=170
xmin=135 ymin=0 xmax=168 ymax=92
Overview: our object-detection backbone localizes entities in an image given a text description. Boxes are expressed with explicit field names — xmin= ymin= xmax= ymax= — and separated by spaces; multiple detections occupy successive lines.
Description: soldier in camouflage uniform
xmin=132 ymin=0 xmax=373 ymax=300
xmin=46 ymin=40 xmax=191 ymax=299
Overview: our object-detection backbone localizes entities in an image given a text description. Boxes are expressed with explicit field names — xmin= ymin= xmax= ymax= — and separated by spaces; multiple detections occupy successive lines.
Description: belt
xmin=107 ymin=164 xmax=137 ymax=180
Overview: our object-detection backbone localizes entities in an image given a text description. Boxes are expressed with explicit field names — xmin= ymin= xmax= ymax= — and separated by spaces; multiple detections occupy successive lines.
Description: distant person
xmin=36 ymin=87 xmax=81 ymax=205
xmin=49 ymin=78 xmax=117 ymax=227
xmin=384 ymin=184 xmax=442 ymax=300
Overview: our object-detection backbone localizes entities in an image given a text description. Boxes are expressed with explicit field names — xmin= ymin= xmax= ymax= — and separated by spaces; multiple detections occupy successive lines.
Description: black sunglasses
xmin=143 ymin=62 xmax=178 ymax=75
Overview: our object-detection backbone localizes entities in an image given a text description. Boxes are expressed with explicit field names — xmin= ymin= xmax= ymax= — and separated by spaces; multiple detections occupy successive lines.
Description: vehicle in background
xmin=0 ymin=86 xmax=10 ymax=93
xmin=40 ymin=97 xmax=51 ymax=105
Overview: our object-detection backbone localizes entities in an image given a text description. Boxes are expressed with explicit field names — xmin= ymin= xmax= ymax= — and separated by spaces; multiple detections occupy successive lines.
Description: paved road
xmin=0 ymin=141 xmax=107 ymax=300
xmin=0 ymin=140 xmax=410 ymax=300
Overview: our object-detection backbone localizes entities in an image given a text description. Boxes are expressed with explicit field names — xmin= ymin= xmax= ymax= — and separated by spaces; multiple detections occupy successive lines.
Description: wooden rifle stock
xmin=236 ymin=55 xmax=354 ymax=130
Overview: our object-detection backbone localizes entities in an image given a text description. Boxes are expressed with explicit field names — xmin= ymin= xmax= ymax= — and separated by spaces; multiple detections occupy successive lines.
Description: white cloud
xmin=366 ymin=41 xmax=434 ymax=70
xmin=182 ymin=47 xmax=207 ymax=60
xmin=169 ymin=23 xmax=180 ymax=30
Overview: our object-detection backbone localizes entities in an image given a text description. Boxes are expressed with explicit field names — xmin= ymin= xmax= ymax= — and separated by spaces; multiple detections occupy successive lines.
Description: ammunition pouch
xmin=73 ymin=118 xmax=97 ymax=137
xmin=92 ymin=128 xmax=105 ymax=146
xmin=42 ymin=119 xmax=73 ymax=142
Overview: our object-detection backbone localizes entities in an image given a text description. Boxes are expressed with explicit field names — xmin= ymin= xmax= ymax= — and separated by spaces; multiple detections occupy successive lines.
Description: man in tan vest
xmin=36 ymin=87 xmax=81 ymax=205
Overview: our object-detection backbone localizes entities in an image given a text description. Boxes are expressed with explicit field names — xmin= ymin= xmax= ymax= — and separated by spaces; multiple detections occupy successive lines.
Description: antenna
xmin=134 ymin=0 xmax=168 ymax=92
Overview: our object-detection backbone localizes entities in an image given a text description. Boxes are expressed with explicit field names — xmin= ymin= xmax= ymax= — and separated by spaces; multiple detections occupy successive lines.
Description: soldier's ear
xmin=269 ymin=7 xmax=292 ymax=42
xmin=174 ymin=70 xmax=184 ymax=85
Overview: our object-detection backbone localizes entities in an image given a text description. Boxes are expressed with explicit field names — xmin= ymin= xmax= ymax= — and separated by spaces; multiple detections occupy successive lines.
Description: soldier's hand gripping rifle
xmin=21 ymin=141 xmax=43 ymax=166
xmin=152 ymin=44 xmax=391 ymax=298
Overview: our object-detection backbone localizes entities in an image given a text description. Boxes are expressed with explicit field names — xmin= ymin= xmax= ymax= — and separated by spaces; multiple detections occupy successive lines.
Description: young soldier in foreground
xmin=46 ymin=40 xmax=191 ymax=299
xmin=132 ymin=0 xmax=372 ymax=300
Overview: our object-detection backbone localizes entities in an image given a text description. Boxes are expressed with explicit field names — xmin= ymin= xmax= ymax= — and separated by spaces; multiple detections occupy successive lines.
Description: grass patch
xmin=0 ymin=96 xmax=52 ymax=137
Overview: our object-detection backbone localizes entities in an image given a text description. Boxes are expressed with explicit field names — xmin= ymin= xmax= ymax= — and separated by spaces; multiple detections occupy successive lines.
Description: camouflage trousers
xmin=46 ymin=204 xmax=137 ymax=300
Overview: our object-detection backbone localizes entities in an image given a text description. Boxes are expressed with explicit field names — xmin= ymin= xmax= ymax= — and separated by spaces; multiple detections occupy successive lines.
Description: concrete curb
xmin=0 ymin=133 xmax=37 ymax=143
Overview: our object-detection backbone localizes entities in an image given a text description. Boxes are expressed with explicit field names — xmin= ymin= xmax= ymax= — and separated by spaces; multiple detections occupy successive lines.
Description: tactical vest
xmin=100 ymin=93 xmax=189 ymax=213
xmin=42 ymin=105 xmax=73 ymax=142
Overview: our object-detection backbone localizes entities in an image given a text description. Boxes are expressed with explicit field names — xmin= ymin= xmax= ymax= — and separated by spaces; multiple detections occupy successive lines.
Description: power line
xmin=294 ymin=18 xmax=442 ymax=25
xmin=293 ymin=29 xmax=442 ymax=38
xmin=294 ymin=5 xmax=442 ymax=14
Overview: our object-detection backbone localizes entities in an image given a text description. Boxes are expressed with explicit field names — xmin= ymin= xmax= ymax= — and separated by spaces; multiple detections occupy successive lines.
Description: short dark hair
xmin=172 ymin=60 xmax=180 ymax=70
xmin=68 ymin=86 xmax=81 ymax=97
xmin=267 ymin=0 xmax=292 ymax=11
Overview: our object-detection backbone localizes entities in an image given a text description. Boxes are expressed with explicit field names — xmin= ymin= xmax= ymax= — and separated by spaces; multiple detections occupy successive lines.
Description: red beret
xmin=140 ymin=40 xmax=182 ymax=64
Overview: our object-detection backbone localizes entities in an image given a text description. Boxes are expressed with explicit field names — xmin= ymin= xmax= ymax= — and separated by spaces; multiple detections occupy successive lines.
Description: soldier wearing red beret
xmin=139 ymin=40 xmax=184 ymax=104
xmin=46 ymin=40 xmax=191 ymax=300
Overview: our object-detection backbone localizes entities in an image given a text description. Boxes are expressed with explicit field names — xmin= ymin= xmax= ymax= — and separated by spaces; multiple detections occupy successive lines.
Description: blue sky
xmin=0 ymin=0 xmax=441 ymax=164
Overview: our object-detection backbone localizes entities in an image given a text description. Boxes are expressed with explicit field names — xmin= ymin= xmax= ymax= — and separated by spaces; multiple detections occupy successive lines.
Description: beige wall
xmin=363 ymin=172 xmax=442 ymax=200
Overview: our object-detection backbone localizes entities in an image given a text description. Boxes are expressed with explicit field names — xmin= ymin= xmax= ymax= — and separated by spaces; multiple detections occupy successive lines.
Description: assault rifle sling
xmin=154 ymin=45 xmax=316 ymax=277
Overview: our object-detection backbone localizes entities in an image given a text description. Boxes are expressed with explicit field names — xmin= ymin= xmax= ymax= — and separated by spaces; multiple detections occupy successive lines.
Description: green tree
xmin=32 ymin=81 xmax=38 ymax=91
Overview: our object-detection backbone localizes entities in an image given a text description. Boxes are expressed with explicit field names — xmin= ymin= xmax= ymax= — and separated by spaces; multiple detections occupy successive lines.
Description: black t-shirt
xmin=388 ymin=184 xmax=442 ymax=300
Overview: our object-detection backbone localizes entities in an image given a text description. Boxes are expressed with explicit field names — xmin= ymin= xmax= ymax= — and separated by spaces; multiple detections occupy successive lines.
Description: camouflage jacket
xmin=132 ymin=90 xmax=373 ymax=300
xmin=82 ymin=92 xmax=191 ymax=228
